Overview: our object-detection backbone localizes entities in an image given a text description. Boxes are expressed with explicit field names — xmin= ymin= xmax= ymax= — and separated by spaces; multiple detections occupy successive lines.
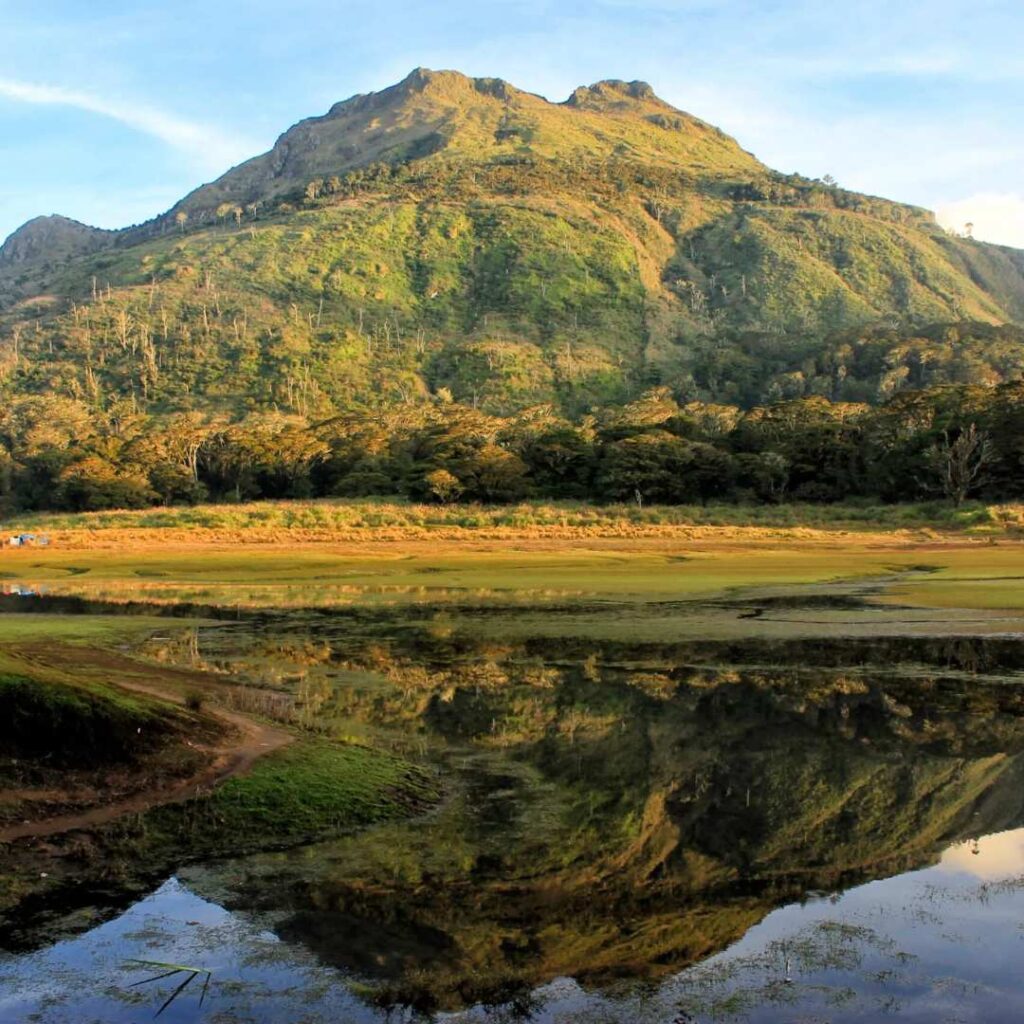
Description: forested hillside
xmin=0 ymin=68 xmax=1022 ymax=512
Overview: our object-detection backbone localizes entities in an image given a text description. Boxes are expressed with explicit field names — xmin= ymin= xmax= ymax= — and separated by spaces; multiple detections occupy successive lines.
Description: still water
xmin=4 ymin=604 xmax=1024 ymax=1022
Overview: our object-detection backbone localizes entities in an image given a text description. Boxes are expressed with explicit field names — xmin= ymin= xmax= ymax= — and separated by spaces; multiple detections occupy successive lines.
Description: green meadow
xmin=4 ymin=533 xmax=1023 ymax=611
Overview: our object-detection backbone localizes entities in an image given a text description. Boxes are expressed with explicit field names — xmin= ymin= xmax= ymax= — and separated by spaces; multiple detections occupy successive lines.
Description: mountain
xmin=0 ymin=214 xmax=111 ymax=267
xmin=1 ymin=68 xmax=1022 ymax=416
xmin=0 ymin=215 xmax=113 ymax=303
xmin=167 ymin=69 xmax=761 ymax=221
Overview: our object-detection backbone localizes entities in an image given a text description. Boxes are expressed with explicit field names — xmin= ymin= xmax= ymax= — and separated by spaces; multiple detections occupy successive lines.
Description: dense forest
xmin=0 ymin=382 xmax=1019 ymax=512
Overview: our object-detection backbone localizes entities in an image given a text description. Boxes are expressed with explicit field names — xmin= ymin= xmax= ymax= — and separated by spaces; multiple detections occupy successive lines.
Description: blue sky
xmin=1 ymin=0 xmax=1022 ymax=246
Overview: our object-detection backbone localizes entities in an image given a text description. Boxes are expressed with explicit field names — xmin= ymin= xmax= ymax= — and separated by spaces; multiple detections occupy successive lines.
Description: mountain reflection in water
xmin=3 ymin=829 xmax=1024 ymax=1023
xmin=5 ymin=610 xmax=1024 ymax=1022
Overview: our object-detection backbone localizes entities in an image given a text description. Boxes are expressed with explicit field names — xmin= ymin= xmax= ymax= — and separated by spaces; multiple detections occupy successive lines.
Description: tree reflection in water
xmin=149 ymin=614 xmax=1024 ymax=1015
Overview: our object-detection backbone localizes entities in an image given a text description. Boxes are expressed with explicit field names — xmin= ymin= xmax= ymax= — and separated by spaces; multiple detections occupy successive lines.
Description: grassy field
xmin=0 ymin=616 xmax=193 ymax=712
xmin=0 ymin=503 xmax=1022 ymax=612
xmin=0 ymin=606 xmax=437 ymax=853
xmin=0 ymin=615 xmax=440 ymax=932
xmin=0 ymin=614 xmax=171 ymax=647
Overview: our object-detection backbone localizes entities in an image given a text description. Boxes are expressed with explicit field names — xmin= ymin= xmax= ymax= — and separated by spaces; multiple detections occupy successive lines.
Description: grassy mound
xmin=0 ymin=673 xmax=171 ymax=766
xmin=146 ymin=739 xmax=440 ymax=856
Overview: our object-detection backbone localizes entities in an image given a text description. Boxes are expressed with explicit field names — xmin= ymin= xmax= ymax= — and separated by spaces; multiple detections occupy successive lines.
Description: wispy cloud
xmin=0 ymin=77 xmax=255 ymax=172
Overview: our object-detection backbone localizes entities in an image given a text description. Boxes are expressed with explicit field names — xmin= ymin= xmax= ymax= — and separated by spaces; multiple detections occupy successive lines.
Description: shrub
xmin=184 ymin=689 xmax=206 ymax=712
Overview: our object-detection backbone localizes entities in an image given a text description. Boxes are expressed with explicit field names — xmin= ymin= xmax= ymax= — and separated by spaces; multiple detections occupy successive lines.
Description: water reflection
xmin=6 ymin=610 xmax=1024 ymax=1021
xmin=939 ymin=827 xmax=1024 ymax=879
xmin=0 ymin=878 xmax=371 ymax=1024
xmin=4 ymin=826 xmax=1024 ymax=1023
xmin=154 ymin=616 xmax=1024 ymax=1014
xmin=667 ymin=825 xmax=1024 ymax=1023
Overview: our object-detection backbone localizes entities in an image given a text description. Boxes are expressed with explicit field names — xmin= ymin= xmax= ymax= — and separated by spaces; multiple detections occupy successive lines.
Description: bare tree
xmin=933 ymin=423 xmax=993 ymax=506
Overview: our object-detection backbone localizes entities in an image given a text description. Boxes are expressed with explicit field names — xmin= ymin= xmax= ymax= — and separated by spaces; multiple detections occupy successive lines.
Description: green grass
xmin=186 ymin=739 xmax=439 ymax=849
xmin=1 ymin=723 xmax=439 ymax=920
xmin=881 ymin=553 xmax=1024 ymax=610
xmin=3 ymin=507 xmax=1024 ymax=612
xmin=0 ymin=668 xmax=179 ymax=772
xmin=0 ymin=614 xmax=171 ymax=646
xmin=0 ymin=628 xmax=439 ymax=902
xmin=13 ymin=737 xmax=443 ymax=875
xmin=0 ymin=548 xmax=900 ymax=595
xmin=6 ymin=497 xmax=1024 ymax=615
xmin=0 ymin=616 xmax=199 ymax=716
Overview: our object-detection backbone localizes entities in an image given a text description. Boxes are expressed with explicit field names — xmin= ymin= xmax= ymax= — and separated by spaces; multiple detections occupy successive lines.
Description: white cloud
xmin=0 ymin=77 xmax=255 ymax=172
xmin=937 ymin=192 xmax=1024 ymax=249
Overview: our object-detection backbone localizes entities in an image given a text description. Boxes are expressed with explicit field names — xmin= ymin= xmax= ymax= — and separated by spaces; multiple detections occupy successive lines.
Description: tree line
xmin=0 ymin=382 xmax=1019 ymax=513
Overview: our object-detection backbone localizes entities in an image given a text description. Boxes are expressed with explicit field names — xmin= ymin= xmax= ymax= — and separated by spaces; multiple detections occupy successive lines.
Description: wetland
xmin=3 ymin=535 xmax=1024 ymax=1021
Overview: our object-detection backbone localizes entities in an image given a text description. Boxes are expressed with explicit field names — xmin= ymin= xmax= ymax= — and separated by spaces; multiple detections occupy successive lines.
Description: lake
xmin=3 ymin=588 xmax=1024 ymax=1022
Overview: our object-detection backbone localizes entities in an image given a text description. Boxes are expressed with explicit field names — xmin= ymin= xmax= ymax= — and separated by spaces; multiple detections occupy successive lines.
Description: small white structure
xmin=6 ymin=533 xmax=49 ymax=548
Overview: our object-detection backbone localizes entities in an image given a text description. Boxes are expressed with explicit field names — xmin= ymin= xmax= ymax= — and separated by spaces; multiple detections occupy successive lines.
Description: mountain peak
xmin=566 ymin=79 xmax=665 ymax=109
xmin=0 ymin=214 xmax=110 ymax=267
xmin=163 ymin=68 xmax=757 ymax=223
xmin=393 ymin=67 xmax=519 ymax=102
xmin=316 ymin=67 xmax=520 ymax=126
xmin=390 ymin=69 xmax=669 ymax=109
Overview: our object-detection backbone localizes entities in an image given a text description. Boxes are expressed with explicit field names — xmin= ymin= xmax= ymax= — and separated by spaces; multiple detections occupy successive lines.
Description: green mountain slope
xmin=0 ymin=68 xmax=1021 ymax=417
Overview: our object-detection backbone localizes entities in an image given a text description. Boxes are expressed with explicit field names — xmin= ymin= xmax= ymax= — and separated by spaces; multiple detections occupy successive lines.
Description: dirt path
xmin=0 ymin=646 xmax=293 ymax=844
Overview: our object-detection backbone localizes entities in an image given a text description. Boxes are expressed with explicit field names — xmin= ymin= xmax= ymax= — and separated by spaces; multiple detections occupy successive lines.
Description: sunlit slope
xmin=172 ymin=69 xmax=764 ymax=213
xmin=1 ymin=68 xmax=1022 ymax=414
